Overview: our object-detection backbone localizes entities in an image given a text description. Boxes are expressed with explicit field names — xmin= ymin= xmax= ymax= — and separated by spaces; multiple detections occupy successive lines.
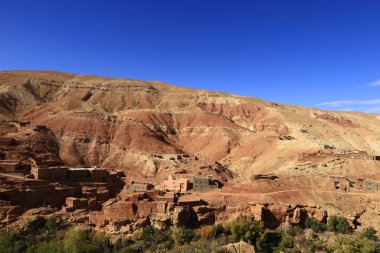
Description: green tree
xmin=230 ymin=217 xmax=265 ymax=245
xmin=305 ymin=217 xmax=326 ymax=233
xmin=141 ymin=225 xmax=173 ymax=249
xmin=279 ymin=236 xmax=294 ymax=249
xmin=256 ymin=229 xmax=281 ymax=252
xmin=62 ymin=227 xmax=90 ymax=253
xmin=327 ymin=216 xmax=351 ymax=234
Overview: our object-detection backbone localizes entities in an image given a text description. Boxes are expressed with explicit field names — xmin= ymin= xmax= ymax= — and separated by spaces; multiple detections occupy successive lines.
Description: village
xmin=1 ymin=119 xmax=380 ymax=232
xmin=297 ymin=147 xmax=380 ymax=193
xmin=0 ymin=120 xmax=223 ymax=229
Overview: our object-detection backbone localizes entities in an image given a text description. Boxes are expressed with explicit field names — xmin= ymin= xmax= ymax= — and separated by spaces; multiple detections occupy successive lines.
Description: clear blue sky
xmin=1 ymin=0 xmax=379 ymax=113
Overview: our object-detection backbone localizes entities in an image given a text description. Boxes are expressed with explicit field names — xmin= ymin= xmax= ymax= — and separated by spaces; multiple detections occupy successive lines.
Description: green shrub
xmin=297 ymin=238 xmax=327 ymax=253
xmin=279 ymin=236 xmax=294 ymax=249
xmin=141 ymin=225 xmax=173 ymax=249
xmin=113 ymin=238 xmax=123 ymax=252
xmin=229 ymin=217 xmax=265 ymax=245
xmin=283 ymin=225 xmax=303 ymax=236
xmin=256 ymin=229 xmax=281 ymax=252
xmin=45 ymin=216 xmax=58 ymax=231
xmin=117 ymin=240 xmax=145 ymax=253
xmin=0 ymin=231 xmax=16 ymax=253
xmin=90 ymin=233 xmax=112 ymax=253
xmin=212 ymin=224 xmax=225 ymax=238
xmin=13 ymin=239 xmax=30 ymax=253
xmin=361 ymin=227 xmax=378 ymax=241
xmin=60 ymin=230 xmax=111 ymax=253
xmin=26 ymin=216 xmax=46 ymax=235
xmin=305 ymin=217 xmax=326 ymax=233
xmin=62 ymin=228 xmax=86 ymax=253
xmin=327 ymin=216 xmax=351 ymax=234
xmin=173 ymin=227 xmax=195 ymax=245
xmin=329 ymin=235 xmax=378 ymax=253
xmin=29 ymin=240 xmax=64 ymax=253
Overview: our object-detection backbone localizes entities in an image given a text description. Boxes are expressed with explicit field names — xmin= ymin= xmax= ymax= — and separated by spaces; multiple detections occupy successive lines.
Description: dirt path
xmin=212 ymin=189 xmax=377 ymax=196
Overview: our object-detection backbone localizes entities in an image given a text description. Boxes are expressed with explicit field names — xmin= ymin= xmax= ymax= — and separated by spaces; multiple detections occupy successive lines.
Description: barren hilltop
xmin=1 ymin=70 xmax=380 ymax=235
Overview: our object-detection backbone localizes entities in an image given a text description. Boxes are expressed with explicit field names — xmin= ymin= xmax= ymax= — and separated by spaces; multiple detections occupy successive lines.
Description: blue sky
xmin=1 ymin=0 xmax=379 ymax=114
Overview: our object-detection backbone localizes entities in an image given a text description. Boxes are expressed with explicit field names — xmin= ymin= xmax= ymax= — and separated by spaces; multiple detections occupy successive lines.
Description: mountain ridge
xmin=1 ymin=70 xmax=380 ymax=231
xmin=1 ymin=70 xmax=379 ymax=180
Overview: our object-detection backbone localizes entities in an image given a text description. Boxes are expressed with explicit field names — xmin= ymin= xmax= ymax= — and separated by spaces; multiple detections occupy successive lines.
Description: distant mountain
xmin=0 ymin=70 xmax=379 ymax=183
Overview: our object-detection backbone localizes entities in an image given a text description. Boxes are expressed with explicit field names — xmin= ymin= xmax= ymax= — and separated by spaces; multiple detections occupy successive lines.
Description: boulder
xmin=220 ymin=241 xmax=256 ymax=253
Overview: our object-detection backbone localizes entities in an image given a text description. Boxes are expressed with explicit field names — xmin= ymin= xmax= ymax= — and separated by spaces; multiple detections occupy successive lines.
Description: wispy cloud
xmin=367 ymin=79 xmax=380 ymax=87
xmin=315 ymin=79 xmax=380 ymax=114
xmin=317 ymin=99 xmax=380 ymax=107
xmin=364 ymin=106 xmax=380 ymax=114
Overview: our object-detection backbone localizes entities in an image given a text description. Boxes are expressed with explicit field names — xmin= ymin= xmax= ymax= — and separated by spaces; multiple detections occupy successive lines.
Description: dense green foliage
xmin=279 ymin=236 xmax=294 ymax=249
xmin=229 ymin=217 xmax=265 ymax=245
xmin=1 ymin=215 xmax=380 ymax=253
xmin=140 ymin=225 xmax=173 ymax=250
xmin=327 ymin=215 xmax=352 ymax=234
xmin=361 ymin=227 xmax=379 ymax=241
xmin=173 ymin=227 xmax=195 ymax=245
xmin=305 ymin=217 xmax=326 ymax=233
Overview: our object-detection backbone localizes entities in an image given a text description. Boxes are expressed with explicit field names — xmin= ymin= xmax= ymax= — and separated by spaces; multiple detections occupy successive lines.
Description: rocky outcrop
xmin=212 ymin=203 xmax=328 ymax=229
xmin=314 ymin=113 xmax=360 ymax=128
xmin=219 ymin=241 xmax=256 ymax=253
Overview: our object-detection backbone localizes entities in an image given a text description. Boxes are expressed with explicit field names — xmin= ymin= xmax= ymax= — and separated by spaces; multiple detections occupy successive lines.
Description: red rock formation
xmin=1 ymin=70 xmax=380 ymax=232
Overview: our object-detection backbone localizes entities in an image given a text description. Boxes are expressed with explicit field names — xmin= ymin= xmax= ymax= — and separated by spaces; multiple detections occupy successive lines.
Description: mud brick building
xmin=129 ymin=182 xmax=154 ymax=192
xmin=329 ymin=176 xmax=378 ymax=192
xmin=31 ymin=166 xmax=68 ymax=180
xmin=161 ymin=175 xmax=189 ymax=192
xmin=89 ymin=189 xmax=177 ymax=225
xmin=31 ymin=166 xmax=110 ymax=182
xmin=192 ymin=176 xmax=218 ymax=191
xmin=330 ymin=177 xmax=380 ymax=192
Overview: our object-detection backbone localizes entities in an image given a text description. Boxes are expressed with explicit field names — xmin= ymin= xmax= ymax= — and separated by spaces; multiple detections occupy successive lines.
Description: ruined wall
xmin=0 ymin=183 xmax=81 ymax=208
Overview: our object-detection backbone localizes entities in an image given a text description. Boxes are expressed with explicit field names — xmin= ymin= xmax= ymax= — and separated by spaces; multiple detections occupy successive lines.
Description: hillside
xmin=1 ymin=70 xmax=380 ymax=232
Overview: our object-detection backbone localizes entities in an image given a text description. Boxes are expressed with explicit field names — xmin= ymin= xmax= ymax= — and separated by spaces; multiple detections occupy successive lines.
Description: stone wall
xmin=31 ymin=167 xmax=68 ymax=180
xmin=336 ymin=154 xmax=378 ymax=160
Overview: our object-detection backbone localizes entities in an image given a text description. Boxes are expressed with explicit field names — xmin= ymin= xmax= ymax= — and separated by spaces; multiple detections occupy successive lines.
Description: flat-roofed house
xmin=31 ymin=166 xmax=68 ymax=180
xmin=161 ymin=174 xmax=189 ymax=192
xmin=130 ymin=182 xmax=154 ymax=192
xmin=192 ymin=176 xmax=219 ymax=191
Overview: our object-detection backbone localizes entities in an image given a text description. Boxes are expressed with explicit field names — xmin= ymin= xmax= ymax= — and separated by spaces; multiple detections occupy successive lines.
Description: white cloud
xmin=315 ymin=79 xmax=380 ymax=114
xmin=367 ymin=79 xmax=380 ymax=87
xmin=338 ymin=108 xmax=357 ymax=112
xmin=364 ymin=106 xmax=380 ymax=114
xmin=317 ymin=99 xmax=380 ymax=107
